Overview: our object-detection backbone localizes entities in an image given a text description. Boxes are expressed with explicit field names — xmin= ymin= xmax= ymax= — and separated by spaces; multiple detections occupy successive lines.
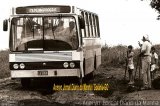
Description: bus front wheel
xmin=94 ymin=56 xmax=97 ymax=70
xmin=78 ymin=70 xmax=83 ymax=85
xmin=78 ymin=77 xmax=83 ymax=85
xmin=21 ymin=78 xmax=31 ymax=88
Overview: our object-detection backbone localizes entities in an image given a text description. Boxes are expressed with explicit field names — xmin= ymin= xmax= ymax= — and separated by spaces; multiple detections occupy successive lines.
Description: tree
xmin=150 ymin=0 xmax=160 ymax=13
xmin=142 ymin=0 xmax=160 ymax=19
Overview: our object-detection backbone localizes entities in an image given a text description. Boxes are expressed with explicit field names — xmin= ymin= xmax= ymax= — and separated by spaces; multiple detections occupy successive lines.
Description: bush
xmin=101 ymin=45 xmax=141 ymax=68
xmin=102 ymin=45 xmax=128 ymax=67
xmin=102 ymin=44 xmax=160 ymax=69
xmin=0 ymin=50 xmax=10 ymax=78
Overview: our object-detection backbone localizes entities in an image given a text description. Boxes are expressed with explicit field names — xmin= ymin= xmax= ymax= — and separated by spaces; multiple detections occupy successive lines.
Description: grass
xmin=0 ymin=50 xmax=10 ymax=78
xmin=101 ymin=45 xmax=128 ymax=68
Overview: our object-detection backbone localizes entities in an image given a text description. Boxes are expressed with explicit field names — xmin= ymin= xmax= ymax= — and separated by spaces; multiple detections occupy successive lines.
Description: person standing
xmin=150 ymin=47 xmax=159 ymax=81
xmin=139 ymin=35 xmax=152 ymax=90
xmin=127 ymin=45 xmax=135 ymax=85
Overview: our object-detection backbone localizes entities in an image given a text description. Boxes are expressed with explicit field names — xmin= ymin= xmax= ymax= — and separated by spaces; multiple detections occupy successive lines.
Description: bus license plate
xmin=38 ymin=71 xmax=48 ymax=75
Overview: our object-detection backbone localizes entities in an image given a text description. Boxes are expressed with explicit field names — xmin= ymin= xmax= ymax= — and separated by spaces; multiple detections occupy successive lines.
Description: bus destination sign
xmin=16 ymin=5 xmax=71 ymax=14
xmin=28 ymin=8 xmax=60 ymax=13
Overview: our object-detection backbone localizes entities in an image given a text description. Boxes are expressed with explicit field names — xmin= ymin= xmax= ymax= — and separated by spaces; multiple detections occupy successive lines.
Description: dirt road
xmin=1 ymin=66 xmax=160 ymax=106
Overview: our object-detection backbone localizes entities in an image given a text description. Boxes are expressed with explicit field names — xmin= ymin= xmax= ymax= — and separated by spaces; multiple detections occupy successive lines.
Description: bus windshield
xmin=10 ymin=16 xmax=78 ymax=51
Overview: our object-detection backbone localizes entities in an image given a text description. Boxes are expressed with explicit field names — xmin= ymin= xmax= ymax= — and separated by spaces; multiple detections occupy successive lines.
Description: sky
xmin=0 ymin=0 xmax=159 ymax=50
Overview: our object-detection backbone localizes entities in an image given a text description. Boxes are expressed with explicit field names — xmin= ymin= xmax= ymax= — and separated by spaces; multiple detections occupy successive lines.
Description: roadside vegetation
xmin=101 ymin=45 xmax=127 ymax=67
xmin=0 ymin=50 xmax=9 ymax=78
xmin=102 ymin=44 xmax=160 ymax=68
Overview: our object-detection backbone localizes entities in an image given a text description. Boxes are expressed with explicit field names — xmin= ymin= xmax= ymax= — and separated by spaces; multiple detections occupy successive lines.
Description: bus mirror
xmin=3 ymin=19 xmax=8 ymax=31
xmin=79 ymin=17 xmax=85 ymax=29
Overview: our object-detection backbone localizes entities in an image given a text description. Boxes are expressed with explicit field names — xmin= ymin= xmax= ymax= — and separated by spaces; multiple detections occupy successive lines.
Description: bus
xmin=3 ymin=5 xmax=101 ymax=87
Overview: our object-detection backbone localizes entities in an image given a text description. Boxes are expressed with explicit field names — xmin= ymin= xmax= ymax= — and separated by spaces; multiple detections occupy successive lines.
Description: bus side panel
xmin=92 ymin=37 xmax=101 ymax=70
xmin=83 ymin=39 xmax=93 ymax=75
xmin=84 ymin=51 xmax=94 ymax=75
xmin=83 ymin=38 xmax=101 ymax=75
xmin=95 ymin=48 xmax=101 ymax=69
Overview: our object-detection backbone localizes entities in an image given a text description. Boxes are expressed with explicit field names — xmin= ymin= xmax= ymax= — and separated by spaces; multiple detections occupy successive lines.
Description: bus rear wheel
xmin=21 ymin=78 xmax=31 ymax=88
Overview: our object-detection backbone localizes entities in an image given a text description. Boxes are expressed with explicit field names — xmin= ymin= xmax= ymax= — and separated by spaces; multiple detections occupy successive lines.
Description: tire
xmin=78 ymin=77 xmax=83 ymax=85
xmin=21 ymin=78 xmax=31 ymax=88
xmin=152 ymin=77 xmax=160 ymax=89
xmin=90 ymin=71 xmax=95 ymax=79
xmin=83 ymin=59 xmax=85 ymax=75
xmin=94 ymin=56 xmax=97 ymax=70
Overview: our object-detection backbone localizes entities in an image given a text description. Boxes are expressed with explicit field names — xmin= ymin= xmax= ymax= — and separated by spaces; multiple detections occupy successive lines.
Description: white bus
xmin=3 ymin=5 xmax=101 ymax=87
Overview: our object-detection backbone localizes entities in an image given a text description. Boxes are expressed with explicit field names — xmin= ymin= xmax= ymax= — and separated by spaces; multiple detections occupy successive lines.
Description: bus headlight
xmin=13 ymin=64 xmax=19 ymax=69
xmin=63 ymin=62 xmax=69 ymax=68
xmin=20 ymin=63 xmax=25 ymax=69
xmin=70 ymin=62 xmax=75 ymax=68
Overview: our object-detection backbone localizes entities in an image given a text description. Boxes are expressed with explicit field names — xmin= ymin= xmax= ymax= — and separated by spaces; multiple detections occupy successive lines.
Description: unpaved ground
xmin=1 ymin=66 xmax=160 ymax=106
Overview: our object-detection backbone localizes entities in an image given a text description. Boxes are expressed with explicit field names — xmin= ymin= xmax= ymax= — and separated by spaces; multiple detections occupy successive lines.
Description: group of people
xmin=126 ymin=35 xmax=159 ymax=90
xmin=54 ymin=20 xmax=76 ymax=38
xmin=53 ymin=20 xmax=78 ymax=49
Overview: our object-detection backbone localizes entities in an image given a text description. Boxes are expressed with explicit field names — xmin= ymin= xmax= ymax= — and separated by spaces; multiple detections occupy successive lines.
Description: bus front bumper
xmin=11 ymin=69 xmax=80 ymax=78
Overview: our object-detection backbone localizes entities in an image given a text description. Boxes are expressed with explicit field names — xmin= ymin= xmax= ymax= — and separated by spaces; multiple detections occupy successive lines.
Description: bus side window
xmin=95 ymin=16 xmax=100 ymax=37
xmin=89 ymin=14 xmax=93 ymax=38
xmin=93 ymin=15 xmax=97 ymax=37
xmin=81 ymin=12 xmax=86 ymax=38
xmin=94 ymin=15 xmax=98 ymax=37
xmin=92 ymin=15 xmax=96 ymax=37
xmin=85 ymin=13 xmax=90 ymax=38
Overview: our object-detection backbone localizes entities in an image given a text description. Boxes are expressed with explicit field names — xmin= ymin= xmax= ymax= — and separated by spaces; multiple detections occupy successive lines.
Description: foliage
xmin=141 ymin=0 xmax=160 ymax=18
xmin=0 ymin=50 xmax=10 ymax=78
xmin=101 ymin=45 xmax=128 ymax=67
xmin=150 ymin=0 xmax=160 ymax=13
xmin=102 ymin=44 xmax=160 ymax=68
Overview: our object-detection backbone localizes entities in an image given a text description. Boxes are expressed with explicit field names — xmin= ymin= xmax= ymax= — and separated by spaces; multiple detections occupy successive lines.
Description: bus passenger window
xmin=95 ymin=16 xmax=100 ymax=37
xmin=89 ymin=14 xmax=93 ymax=37
xmin=85 ymin=13 xmax=90 ymax=37
xmin=94 ymin=16 xmax=98 ymax=37
xmin=92 ymin=15 xmax=96 ymax=37
xmin=80 ymin=12 xmax=86 ymax=38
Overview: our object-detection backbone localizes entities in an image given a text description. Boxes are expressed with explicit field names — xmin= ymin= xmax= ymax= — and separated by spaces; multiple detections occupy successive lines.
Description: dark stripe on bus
xmin=10 ymin=61 xmax=80 ymax=70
